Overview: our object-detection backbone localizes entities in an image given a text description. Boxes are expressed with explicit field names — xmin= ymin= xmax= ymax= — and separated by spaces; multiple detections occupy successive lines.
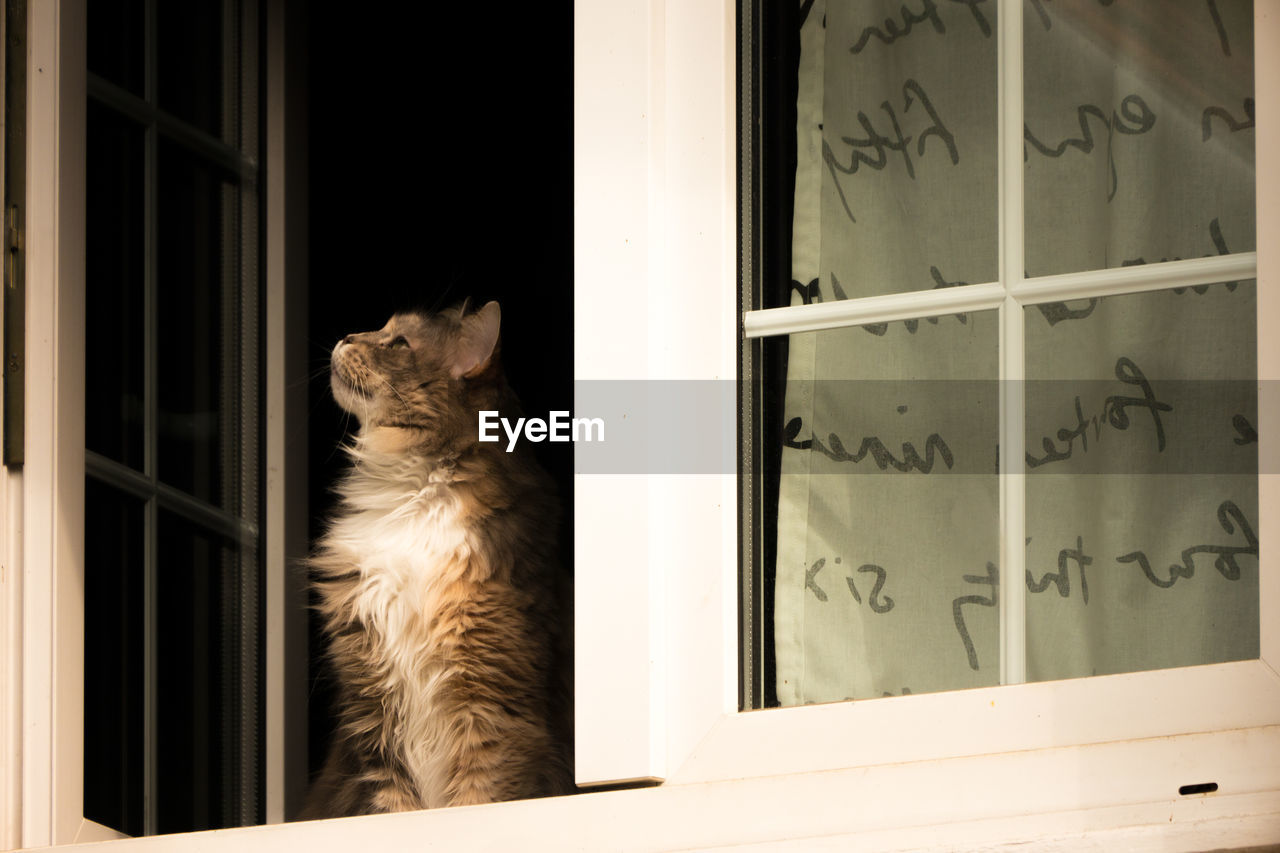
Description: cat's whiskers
xmin=370 ymin=371 xmax=411 ymax=410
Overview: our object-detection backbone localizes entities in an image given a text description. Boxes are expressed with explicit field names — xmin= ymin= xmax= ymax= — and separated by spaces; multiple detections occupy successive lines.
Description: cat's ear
xmin=452 ymin=301 xmax=501 ymax=379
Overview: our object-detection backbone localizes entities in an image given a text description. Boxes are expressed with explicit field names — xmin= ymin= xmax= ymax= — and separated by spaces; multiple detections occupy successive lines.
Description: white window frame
xmin=3 ymin=0 xmax=1278 ymax=850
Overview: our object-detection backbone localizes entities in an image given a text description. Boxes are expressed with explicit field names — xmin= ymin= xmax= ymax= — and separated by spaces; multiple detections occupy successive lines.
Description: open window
xmin=83 ymin=0 xmax=264 ymax=833
xmin=5 ymin=0 xmax=577 ymax=843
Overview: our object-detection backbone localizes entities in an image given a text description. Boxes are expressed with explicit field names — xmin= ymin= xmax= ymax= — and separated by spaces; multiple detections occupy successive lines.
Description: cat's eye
xmin=388 ymin=336 xmax=410 ymax=350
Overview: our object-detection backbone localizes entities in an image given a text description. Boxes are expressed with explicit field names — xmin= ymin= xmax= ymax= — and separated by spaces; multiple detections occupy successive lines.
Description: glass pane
xmin=83 ymin=478 xmax=145 ymax=837
xmin=1024 ymin=0 xmax=1255 ymax=276
xmin=156 ymin=138 xmax=232 ymax=506
xmin=768 ymin=310 xmax=999 ymax=705
xmin=155 ymin=511 xmax=254 ymax=832
xmin=1025 ymin=281 xmax=1259 ymax=680
xmin=157 ymin=0 xmax=225 ymax=138
xmin=777 ymin=0 xmax=997 ymax=307
xmin=86 ymin=101 xmax=146 ymax=469
xmin=88 ymin=0 xmax=144 ymax=95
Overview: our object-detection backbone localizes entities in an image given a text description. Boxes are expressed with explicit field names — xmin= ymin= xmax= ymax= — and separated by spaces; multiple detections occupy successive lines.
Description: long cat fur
xmin=300 ymin=302 xmax=572 ymax=817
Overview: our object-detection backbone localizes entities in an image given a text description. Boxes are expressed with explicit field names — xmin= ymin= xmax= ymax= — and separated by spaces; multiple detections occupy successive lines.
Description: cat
xmin=299 ymin=301 xmax=573 ymax=818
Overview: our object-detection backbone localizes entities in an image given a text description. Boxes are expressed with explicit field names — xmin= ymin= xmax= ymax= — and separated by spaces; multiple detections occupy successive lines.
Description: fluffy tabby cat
xmin=301 ymin=302 xmax=572 ymax=817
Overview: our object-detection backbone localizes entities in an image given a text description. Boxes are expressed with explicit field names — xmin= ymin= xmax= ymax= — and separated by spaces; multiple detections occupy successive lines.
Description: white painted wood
xmin=575 ymin=0 xmax=737 ymax=787
xmin=1012 ymin=251 xmax=1258 ymax=306
xmin=573 ymin=0 xmax=668 ymax=785
xmin=669 ymin=660 xmax=1280 ymax=785
xmin=26 ymin=727 xmax=1280 ymax=853
xmin=742 ymin=281 xmax=1006 ymax=338
xmin=654 ymin=0 xmax=739 ymax=775
xmin=573 ymin=476 xmax=664 ymax=785
xmin=21 ymin=4 xmax=57 ymax=840
xmin=998 ymin=294 xmax=1026 ymax=686
xmin=743 ymin=247 xmax=1259 ymax=337
xmin=694 ymin=795 xmax=1280 ymax=852
xmin=21 ymin=0 xmax=86 ymax=848
xmin=996 ymin=0 xmax=1027 ymax=687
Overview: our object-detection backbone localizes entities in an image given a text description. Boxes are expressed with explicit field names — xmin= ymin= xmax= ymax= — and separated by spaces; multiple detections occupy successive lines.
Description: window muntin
xmin=746 ymin=0 xmax=1259 ymax=708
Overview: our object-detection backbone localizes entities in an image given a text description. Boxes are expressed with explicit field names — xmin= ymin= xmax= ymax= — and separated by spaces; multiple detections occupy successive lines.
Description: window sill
xmin=37 ymin=724 xmax=1280 ymax=852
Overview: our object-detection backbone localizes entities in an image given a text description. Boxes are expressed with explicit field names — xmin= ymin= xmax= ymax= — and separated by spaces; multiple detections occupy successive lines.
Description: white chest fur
xmin=328 ymin=469 xmax=474 ymax=807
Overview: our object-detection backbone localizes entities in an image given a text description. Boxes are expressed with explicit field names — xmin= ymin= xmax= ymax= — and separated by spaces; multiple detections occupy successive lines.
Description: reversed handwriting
xmin=784 ymin=416 xmax=955 ymax=474
xmin=847 ymin=564 xmax=896 ymax=614
xmin=1115 ymin=500 xmax=1257 ymax=588
xmin=805 ymin=557 xmax=830 ymax=602
xmin=849 ymin=0 xmax=994 ymax=55
xmin=1206 ymin=0 xmax=1232 ymax=56
xmin=1026 ymin=357 xmax=1171 ymax=469
xmin=806 ymin=557 xmax=896 ymax=614
xmin=1202 ymin=98 xmax=1254 ymax=142
xmin=952 ymin=562 xmax=998 ymax=671
xmin=823 ymin=80 xmax=958 ymax=223
xmin=1026 ymin=536 xmax=1093 ymax=604
xmin=1035 ymin=300 xmax=1099 ymax=326
xmin=1024 ymin=95 xmax=1156 ymax=201
xmin=953 ymin=501 xmax=1254 ymax=667
xmin=1232 ymin=414 xmax=1257 ymax=446
xmin=849 ymin=0 xmax=944 ymax=54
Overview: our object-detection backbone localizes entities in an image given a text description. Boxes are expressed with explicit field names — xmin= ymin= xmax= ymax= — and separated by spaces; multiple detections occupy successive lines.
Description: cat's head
xmin=330 ymin=301 xmax=504 ymax=453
